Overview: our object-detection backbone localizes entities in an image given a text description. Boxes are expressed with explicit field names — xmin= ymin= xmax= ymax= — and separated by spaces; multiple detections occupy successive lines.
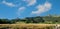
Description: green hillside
xmin=0 ymin=15 xmax=60 ymax=24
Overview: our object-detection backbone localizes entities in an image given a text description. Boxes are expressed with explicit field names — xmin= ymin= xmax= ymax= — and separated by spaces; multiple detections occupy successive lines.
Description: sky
xmin=0 ymin=0 xmax=60 ymax=19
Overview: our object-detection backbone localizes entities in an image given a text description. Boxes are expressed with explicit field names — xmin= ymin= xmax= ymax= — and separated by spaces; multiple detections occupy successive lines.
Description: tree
xmin=32 ymin=16 xmax=44 ymax=23
xmin=0 ymin=19 xmax=11 ymax=24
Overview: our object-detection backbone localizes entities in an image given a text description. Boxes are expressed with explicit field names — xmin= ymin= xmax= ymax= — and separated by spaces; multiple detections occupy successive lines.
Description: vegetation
xmin=0 ymin=15 xmax=60 ymax=24
xmin=0 ymin=15 xmax=60 ymax=29
xmin=0 ymin=24 xmax=55 ymax=29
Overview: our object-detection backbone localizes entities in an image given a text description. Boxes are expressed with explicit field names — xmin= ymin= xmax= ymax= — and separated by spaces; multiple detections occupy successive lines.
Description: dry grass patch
xmin=0 ymin=24 xmax=56 ymax=29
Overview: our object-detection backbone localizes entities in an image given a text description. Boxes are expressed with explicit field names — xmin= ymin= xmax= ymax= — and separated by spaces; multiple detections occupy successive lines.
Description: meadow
xmin=0 ymin=24 xmax=57 ymax=29
xmin=0 ymin=16 xmax=60 ymax=29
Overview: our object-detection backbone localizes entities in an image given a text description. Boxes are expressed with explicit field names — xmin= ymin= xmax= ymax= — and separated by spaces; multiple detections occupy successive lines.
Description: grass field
xmin=0 ymin=24 xmax=59 ymax=29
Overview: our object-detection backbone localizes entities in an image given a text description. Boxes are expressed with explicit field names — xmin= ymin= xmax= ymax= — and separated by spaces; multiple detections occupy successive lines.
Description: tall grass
xmin=0 ymin=24 xmax=56 ymax=29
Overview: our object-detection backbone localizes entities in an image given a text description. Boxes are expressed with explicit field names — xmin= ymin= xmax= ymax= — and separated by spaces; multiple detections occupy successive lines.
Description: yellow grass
xmin=0 ymin=24 xmax=58 ymax=29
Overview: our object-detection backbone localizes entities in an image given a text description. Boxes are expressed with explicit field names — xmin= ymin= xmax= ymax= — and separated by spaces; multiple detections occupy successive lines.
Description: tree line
xmin=0 ymin=15 xmax=60 ymax=24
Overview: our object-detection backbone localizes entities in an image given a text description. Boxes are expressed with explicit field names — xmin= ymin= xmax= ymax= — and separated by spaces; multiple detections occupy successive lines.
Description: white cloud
xmin=32 ymin=1 xmax=52 ymax=15
xmin=18 ymin=7 xmax=26 ymax=11
xmin=17 ymin=7 xmax=26 ymax=16
xmin=2 ymin=0 xmax=16 ymax=7
xmin=23 ymin=0 xmax=36 ymax=6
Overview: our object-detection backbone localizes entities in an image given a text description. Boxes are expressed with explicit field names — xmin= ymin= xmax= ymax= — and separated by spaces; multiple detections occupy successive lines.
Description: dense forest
xmin=0 ymin=15 xmax=60 ymax=24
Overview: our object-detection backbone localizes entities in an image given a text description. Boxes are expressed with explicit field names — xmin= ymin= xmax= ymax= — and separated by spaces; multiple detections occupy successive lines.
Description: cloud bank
xmin=23 ymin=0 xmax=36 ymax=6
xmin=32 ymin=1 xmax=52 ymax=15
xmin=17 ymin=0 xmax=37 ymax=16
xmin=17 ymin=7 xmax=26 ymax=16
xmin=2 ymin=0 xmax=16 ymax=7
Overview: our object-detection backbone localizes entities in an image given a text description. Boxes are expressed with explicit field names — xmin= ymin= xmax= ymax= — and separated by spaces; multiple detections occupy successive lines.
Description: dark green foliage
xmin=25 ymin=16 xmax=44 ymax=23
xmin=32 ymin=16 xmax=44 ymax=23
xmin=0 ymin=19 xmax=11 ymax=24
xmin=0 ymin=15 xmax=60 ymax=24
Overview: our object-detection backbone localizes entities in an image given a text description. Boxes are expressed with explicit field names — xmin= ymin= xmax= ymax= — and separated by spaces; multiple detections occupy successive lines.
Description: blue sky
xmin=0 ymin=0 xmax=60 ymax=19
